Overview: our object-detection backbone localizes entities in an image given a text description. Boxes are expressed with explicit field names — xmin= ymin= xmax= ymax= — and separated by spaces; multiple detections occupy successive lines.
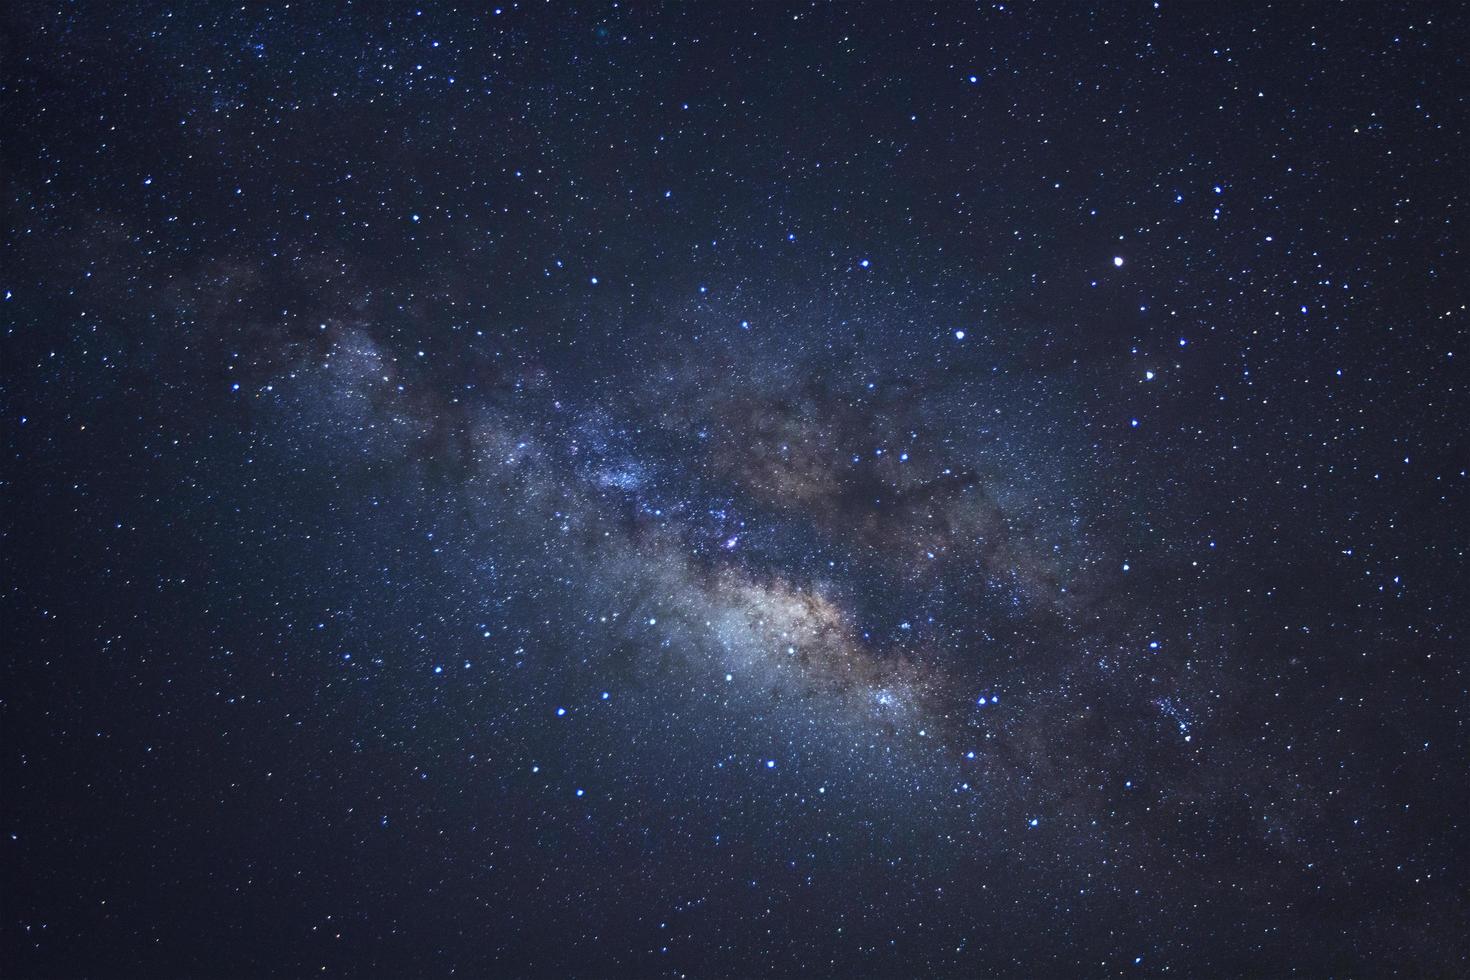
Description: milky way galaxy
xmin=4 ymin=3 xmax=1468 ymax=977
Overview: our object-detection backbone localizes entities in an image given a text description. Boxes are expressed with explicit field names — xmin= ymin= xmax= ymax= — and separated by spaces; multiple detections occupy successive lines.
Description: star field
xmin=3 ymin=3 xmax=1468 ymax=977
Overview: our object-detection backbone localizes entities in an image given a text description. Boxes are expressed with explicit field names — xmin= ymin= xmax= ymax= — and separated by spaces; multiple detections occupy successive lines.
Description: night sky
xmin=3 ymin=3 xmax=1468 ymax=977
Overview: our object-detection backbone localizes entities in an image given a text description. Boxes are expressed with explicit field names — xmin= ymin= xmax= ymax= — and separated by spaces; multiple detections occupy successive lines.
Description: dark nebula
xmin=3 ymin=3 xmax=1468 ymax=977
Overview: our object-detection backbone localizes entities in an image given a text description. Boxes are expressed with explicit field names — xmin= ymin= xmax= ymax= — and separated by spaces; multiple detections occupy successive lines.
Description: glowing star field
xmin=3 ymin=3 xmax=1468 ymax=977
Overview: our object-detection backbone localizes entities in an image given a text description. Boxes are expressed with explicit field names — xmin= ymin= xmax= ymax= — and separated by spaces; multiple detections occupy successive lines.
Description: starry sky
xmin=3 ymin=2 xmax=1468 ymax=977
